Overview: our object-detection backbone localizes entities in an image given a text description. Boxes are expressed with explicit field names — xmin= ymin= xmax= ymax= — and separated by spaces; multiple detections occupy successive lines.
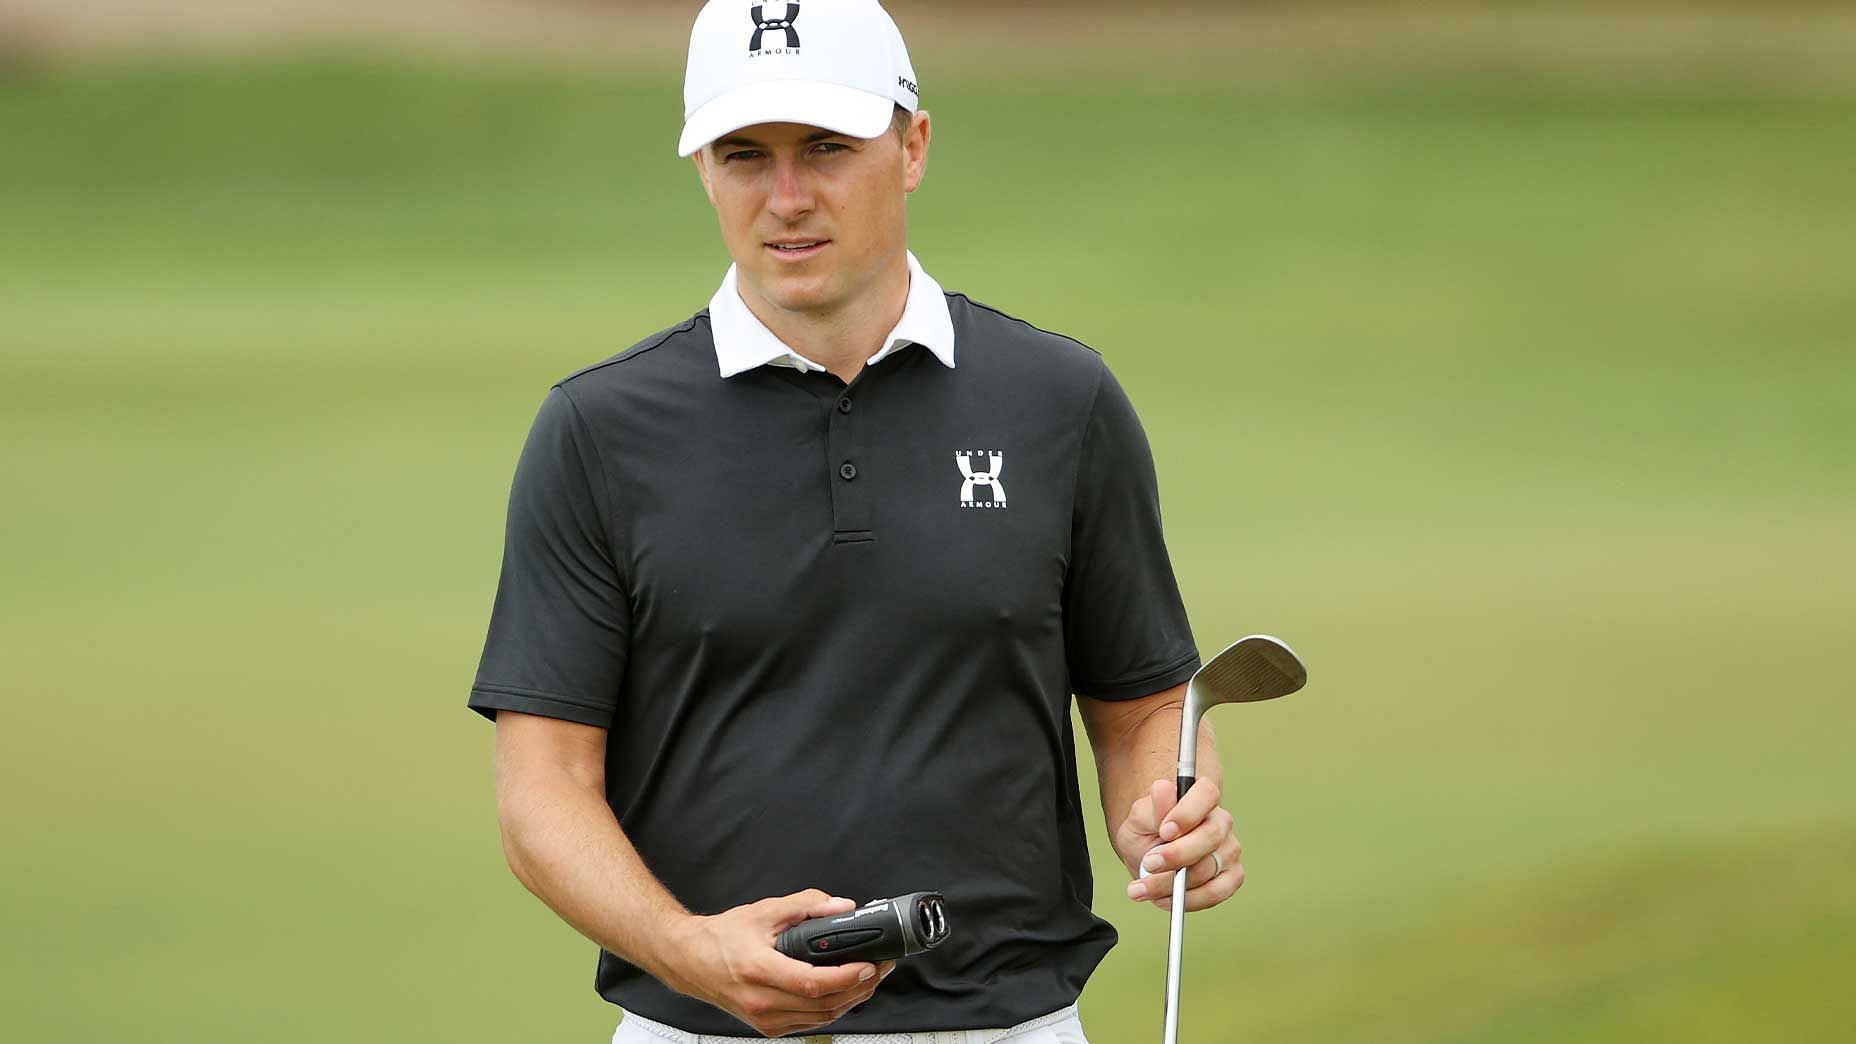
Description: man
xmin=468 ymin=2 xmax=1243 ymax=1040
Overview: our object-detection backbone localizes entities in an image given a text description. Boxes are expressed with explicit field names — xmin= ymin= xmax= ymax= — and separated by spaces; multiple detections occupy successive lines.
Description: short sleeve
xmin=467 ymin=385 xmax=630 ymax=727
xmin=1063 ymin=362 xmax=1201 ymax=701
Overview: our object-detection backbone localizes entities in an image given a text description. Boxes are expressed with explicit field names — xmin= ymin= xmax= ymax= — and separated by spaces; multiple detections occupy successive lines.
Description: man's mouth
xmin=766 ymin=239 xmax=830 ymax=260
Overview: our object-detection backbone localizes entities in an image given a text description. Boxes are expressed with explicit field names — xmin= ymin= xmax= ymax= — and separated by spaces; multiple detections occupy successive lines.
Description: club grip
xmin=775 ymin=891 xmax=949 ymax=966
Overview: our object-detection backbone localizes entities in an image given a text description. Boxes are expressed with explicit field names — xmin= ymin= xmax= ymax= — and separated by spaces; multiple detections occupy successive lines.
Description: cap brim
xmin=678 ymin=81 xmax=895 ymax=157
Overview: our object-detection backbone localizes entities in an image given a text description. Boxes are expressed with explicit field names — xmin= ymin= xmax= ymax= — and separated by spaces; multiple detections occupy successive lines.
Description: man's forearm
xmin=498 ymin=769 xmax=693 ymax=988
xmin=1093 ymin=702 xmax=1223 ymax=876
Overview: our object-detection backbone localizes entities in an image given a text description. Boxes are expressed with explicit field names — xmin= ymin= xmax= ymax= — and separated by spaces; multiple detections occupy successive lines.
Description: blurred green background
xmin=3 ymin=1 xmax=1853 ymax=1041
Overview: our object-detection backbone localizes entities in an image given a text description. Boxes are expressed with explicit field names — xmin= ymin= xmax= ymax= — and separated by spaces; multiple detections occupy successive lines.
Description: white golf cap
xmin=678 ymin=0 xmax=920 ymax=158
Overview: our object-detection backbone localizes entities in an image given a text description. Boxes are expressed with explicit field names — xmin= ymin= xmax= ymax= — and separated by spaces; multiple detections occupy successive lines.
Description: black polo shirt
xmin=468 ymin=290 xmax=1200 ymax=1034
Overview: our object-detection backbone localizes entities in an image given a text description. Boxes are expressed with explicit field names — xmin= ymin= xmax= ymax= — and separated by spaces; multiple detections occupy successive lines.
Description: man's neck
xmin=739 ymin=253 xmax=911 ymax=385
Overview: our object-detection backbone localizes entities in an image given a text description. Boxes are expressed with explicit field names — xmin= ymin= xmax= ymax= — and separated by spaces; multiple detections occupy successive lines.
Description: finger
xmin=753 ymin=950 xmax=882 ymax=1002
xmin=756 ymin=889 xmax=855 ymax=934
xmin=1185 ymin=852 xmax=1225 ymax=890
xmin=1158 ymin=778 xmax=1222 ymax=842
xmin=740 ymin=985 xmax=849 ymax=1019
xmin=744 ymin=984 xmax=873 ymax=1030
xmin=771 ymin=974 xmax=884 ymax=1032
xmin=1137 ymin=808 xmax=1231 ymax=881
xmin=762 ymin=997 xmax=871 ymax=1039
xmin=1127 ymin=851 xmax=1219 ymax=902
xmin=1154 ymin=856 xmax=1245 ymax=913
xmin=1129 ymin=844 xmax=1228 ymax=903
xmin=746 ymin=969 xmax=882 ymax=1021
xmin=1149 ymin=778 xmax=1177 ymax=833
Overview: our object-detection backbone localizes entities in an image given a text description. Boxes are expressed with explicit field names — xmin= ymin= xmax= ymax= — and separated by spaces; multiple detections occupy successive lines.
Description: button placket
xmin=824 ymin=388 xmax=872 ymax=539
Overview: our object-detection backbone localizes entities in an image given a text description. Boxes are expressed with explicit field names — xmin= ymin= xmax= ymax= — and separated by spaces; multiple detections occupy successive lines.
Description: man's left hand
xmin=1114 ymin=778 xmax=1243 ymax=912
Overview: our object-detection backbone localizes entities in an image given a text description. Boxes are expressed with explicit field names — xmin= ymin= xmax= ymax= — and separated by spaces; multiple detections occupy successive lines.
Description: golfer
xmin=468 ymin=2 xmax=1243 ymax=1040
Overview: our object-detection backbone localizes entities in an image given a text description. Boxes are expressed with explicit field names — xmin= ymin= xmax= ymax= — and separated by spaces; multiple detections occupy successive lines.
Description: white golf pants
xmin=611 ymin=1001 xmax=1089 ymax=1044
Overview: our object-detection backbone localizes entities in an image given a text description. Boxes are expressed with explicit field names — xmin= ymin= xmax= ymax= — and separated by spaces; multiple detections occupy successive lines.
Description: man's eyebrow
xmin=714 ymin=129 xmax=851 ymax=149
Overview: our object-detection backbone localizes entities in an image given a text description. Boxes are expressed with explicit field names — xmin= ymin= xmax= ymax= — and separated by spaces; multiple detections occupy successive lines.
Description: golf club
xmin=1162 ymin=634 xmax=1307 ymax=1044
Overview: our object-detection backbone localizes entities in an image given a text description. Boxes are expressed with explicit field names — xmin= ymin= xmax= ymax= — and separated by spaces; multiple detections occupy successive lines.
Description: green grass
xmin=2 ymin=48 xmax=1853 ymax=1042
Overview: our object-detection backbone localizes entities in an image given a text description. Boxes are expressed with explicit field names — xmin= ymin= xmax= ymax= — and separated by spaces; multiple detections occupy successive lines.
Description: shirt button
xmin=839 ymin=461 xmax=858 ymax=481
xmin=837 ymin=397 xmax=853 ymax=414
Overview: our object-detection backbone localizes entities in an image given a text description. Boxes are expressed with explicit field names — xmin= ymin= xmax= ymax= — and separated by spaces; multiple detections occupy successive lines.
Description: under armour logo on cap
xmin=749 ymin=2 xmax=801 ymax=53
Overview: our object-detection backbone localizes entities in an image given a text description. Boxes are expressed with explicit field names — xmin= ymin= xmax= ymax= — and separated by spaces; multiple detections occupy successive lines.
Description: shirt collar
xmin=708 ymin=250 xmax=957 ymax=379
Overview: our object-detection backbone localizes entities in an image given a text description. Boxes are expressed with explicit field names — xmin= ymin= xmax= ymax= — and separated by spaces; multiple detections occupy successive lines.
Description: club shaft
xmin=1177 ymin=690 xmax=1202 ymax=781
xmin=1162 ymin=773 xmax=1196 ymax=1044
xmin=1163 ymin=865 xmax=1188 ymax=1044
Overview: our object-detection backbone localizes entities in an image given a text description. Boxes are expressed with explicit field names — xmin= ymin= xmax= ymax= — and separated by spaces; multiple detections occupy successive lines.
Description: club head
xmin=1177 ymin=635 xmax=1306 ymax=781
xmin=1189 ymin=634 xmax=1306 ymax=713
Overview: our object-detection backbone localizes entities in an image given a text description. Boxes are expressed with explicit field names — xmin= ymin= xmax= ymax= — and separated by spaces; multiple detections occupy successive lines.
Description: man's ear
xmin=903 ymin=110 xmax=932 ymax=194
xmin=692 ymin=150 xmax=719 ymax=207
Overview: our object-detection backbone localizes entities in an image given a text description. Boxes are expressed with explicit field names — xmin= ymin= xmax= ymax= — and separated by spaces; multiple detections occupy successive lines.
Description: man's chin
xmin=748 ymin=271 xmax=840 ymax=315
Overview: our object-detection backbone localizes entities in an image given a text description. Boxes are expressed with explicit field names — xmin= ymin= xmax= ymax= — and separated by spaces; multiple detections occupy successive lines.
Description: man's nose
xmin=766 ymin=155 xmax=815 ymax=221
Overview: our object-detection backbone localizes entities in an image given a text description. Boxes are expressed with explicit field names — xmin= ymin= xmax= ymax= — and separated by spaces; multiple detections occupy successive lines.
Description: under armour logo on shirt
xmin=749 ymin=2 xmax=801 ymax=53
xmin=956 ymin=451 xmax=1007 ymax=509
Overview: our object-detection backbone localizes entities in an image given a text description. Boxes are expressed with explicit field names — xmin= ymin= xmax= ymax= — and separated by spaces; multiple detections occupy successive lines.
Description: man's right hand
xmin=655 ymin=888 xmax=898 ymax=1038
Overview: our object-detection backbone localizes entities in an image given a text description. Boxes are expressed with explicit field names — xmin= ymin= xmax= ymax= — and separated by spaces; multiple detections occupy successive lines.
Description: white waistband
xmin=616 ymin=1001 xmax=1080 ymax=1044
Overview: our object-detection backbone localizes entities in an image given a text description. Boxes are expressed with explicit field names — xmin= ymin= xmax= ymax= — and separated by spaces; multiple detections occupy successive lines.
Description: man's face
xmin=694 ymin=112 xmax=930 ymax=317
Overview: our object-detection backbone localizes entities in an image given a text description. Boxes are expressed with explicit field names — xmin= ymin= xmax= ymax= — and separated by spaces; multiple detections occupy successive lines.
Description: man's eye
xmin=813 ymin=142 xmax=848 ymax=154
xmin=725 ymin=150 xmax=764 ymax=162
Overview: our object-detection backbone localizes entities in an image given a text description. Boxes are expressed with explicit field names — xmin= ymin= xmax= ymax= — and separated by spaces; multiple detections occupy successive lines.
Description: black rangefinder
xmin=775 ymin=891 xmax=949 ymax=966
